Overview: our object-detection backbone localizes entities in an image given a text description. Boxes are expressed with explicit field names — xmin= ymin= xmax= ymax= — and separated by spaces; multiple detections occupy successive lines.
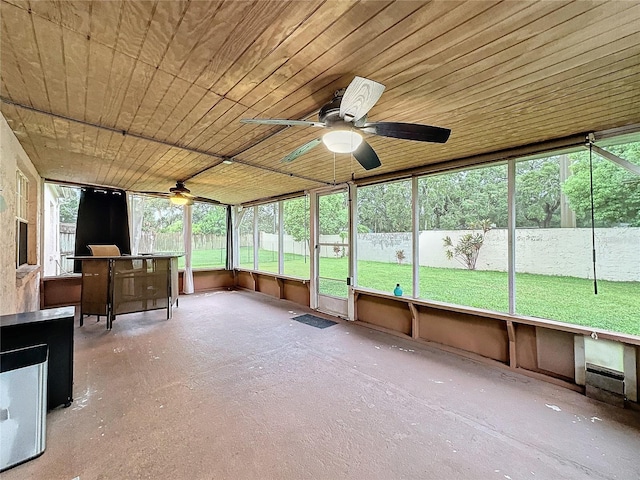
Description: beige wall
xmin=0 ymin=112 xmax=41 ymax=314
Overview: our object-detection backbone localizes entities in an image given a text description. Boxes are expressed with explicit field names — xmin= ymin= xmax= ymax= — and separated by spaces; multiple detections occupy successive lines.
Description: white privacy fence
xmin=61 ymin=227 xmax=638 ymax=281
xmin=261 ymin=228 xmax=640 ymax=282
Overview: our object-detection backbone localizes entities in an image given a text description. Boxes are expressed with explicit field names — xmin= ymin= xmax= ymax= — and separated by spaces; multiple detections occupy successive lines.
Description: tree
xmin=563 ymin=143 xmax=640 ymax=227
xmin=283 ymin=197 xmax=308 ymax=243
xmin=515 ymin=158 xmax=561 ymax=228
xmin=59 ymin=187 xmax=80 ymax=223
xmin=282 ymin=194 xmax=348 ymax=246
xmin=443 ymin=220 xmax=491 ymax=270
xmin=140 ymin=197 xmax=182 ymax=233
xmin=419 ymin=165 xmax=508 ymax=230
xmin=358 ymin=181 xmax=411 ymax=233
xmin=192 ymin=203 xmax=226 ymax=235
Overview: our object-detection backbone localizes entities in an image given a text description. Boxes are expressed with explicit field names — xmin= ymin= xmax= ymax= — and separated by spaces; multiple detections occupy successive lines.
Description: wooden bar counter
xmin=71 ymin=255 xmax=179 ymax=329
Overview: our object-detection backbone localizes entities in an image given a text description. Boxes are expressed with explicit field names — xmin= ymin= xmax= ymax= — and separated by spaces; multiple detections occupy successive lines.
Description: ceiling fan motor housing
xmin=318 ymin=92 xmax=344 ymax=124
xmin=170 ymin=181 xmax=190 ymax=194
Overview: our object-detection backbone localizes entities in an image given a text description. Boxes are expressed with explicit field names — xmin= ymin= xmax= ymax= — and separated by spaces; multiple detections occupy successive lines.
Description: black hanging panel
xmin=73 ymin=187 xmax=131 ymax=273
xmin=226 ymin=205 xmax=233 ymax=270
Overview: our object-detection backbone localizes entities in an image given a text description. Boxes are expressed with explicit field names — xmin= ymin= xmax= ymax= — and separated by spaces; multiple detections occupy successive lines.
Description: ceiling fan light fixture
xmin=170 ymin=192 xmax=191 ymax=206
xmin=322 ymin=130 xmax=362 ymax=153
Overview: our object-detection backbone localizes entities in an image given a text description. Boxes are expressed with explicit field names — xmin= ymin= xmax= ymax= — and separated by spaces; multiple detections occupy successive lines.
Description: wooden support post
xmin=409 ymin=302 xmax=419 ymax=340
xmin=276 ymin=277 xmax=284 ymax=299
xmin=353 ymin=291 xmax=360 ymax=322
xmin=506 ymin=320 xmax=517 ymax=368
xmin=250 ymin=272 xmax=257 ymax=291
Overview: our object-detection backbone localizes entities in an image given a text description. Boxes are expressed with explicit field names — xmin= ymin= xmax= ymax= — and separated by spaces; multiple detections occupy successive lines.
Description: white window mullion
xmin=278 ymin=200 xmax=284 ymax=274
xmin=412 ymin=176 xmax=419 ymax=298
xmin=252 ymin=205 xmax=258 ymax=271
xmin=507 ymin=159 xmax=516 ymax=314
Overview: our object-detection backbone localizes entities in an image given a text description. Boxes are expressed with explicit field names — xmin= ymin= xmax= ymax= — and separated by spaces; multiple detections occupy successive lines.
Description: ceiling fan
xmin=241 ymin=76 xmax=451 ymax=171
xmin=139 ymin=181 xmax=221 ymax=206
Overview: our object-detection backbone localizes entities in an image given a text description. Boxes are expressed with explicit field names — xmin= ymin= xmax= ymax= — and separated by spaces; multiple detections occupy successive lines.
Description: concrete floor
xmin=5 ymin=290 xmax=640 ymax=480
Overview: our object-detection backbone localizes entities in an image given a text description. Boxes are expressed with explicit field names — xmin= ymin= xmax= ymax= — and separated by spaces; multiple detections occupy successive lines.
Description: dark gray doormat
xmin=292 ymin=314 xmax=338 ymax=329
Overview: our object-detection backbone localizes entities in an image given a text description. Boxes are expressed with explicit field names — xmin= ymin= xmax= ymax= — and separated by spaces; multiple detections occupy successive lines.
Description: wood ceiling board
xmin=178 ymin=97 xmax=236 ymax=148
xmin=127 ymin=68 xmax=175 ymax=135
xmin=152 ymin=84 xmax=211 ymax=143
xmin=384 ymin=3 xmax=640 ymax=121
xmin=245 ymin=0 xmax=395 ymax=117
xmin=99 ymin=50 xmax=137 ymax=128
xmin=61 ymin=27 xmax=89 ymax=121
xmin=138 ymin=0 xmax=188 ymax=68
xmin=211 ymin=0 xmax=324 ymax=98
xmin=32 ymin=15 xmax=68 ymax=117
xmin=100 ymin=134 xmax=138 ymax=186
xmin=239 ymin=126 xmax=324 ymax=168
xmin=164 ymin=93 xmax=226 ymax=147
xmin=92 ymin=128 xmax=112 ymax=161
xmin=1 ymin=4 xmax=50 ymax=110
xmin=191 ymin=163 xmax=320 ymax=205
xmin=113 ymin=59 xmax=156 ymax=130
xmin=472 ymin=76 xmax=640 ymax=128
xmin=226 ymin=0 xmax=355 ymax=103
xmin=107 ymin=136 xmax=154 ymax=186
xmin=57 ymin=1 xmax=92 ymax=37
xmin=441 ymin=47 xmax=640 ymax=124
xmin=82 ymin=122 xmax=100 ymax=158
xmin=115 ymin=0 xmax=156 ymax=58
xmin=0 ymin=37 xmax=30 ymax=106
xmin=189 ymin=103 xmax=260 ymax=154
xmin=241 ymin=0 xmax=466 ymax=113
xmin=96 ymin=131 xmax=126 ymax=186
xmin=127 ymin=147 xmax=186 ymax=192
xmin=193 ymin=0 xmax=293 ymax=93
xmin=400 ymin=32 xmax=640 ymax=128
xmin=142 ymin=76 xmax=191 ymax=138
xmin=27 ymin=0 xmax=61 ymax=24
xmin=357 ymin=4 xmax=599 ymax=121
xmin=1 ymin=104 xmax=41 ymax=163
xmin=157 ymin=0 xmax=226 ymax=81
xmin=84 ymin=39 xmax=115 ymax=125
xmin=364 ymin=1 xmax=558 ymax=96
xmin=88 ymin=0 xmax=122 ymax=49
xmin=119 ymin=141 xmax=173 ymax=189
xmin=371 ymin=1 xmax=568 ymax=103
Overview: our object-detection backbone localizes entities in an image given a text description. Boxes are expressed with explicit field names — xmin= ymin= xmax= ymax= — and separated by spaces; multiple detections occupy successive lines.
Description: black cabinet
xmin=0 ymin=307 xmax=75 ymax=410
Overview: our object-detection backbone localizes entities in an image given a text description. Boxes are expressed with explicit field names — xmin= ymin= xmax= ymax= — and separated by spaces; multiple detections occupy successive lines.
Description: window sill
xmin=16 ymin=264 xmax=40 ymax=286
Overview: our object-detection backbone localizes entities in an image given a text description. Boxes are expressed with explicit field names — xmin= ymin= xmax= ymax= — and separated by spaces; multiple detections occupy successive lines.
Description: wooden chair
xmin=80 ymin=245 xmax=121 ymax=326
xmin=87 ymin=244 xmax=121 ymax=256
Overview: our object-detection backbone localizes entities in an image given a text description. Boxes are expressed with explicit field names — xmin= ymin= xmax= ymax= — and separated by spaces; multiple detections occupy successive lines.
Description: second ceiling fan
xmin=241 ymin=76 xmax=451 ymax=171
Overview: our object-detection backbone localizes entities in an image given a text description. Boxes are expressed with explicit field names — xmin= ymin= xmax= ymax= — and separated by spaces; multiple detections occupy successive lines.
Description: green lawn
xmin=180 ymin=249 xmax=640 ymax=336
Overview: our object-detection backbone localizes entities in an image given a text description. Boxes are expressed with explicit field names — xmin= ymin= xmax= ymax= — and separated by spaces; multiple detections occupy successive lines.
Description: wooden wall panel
xmin=193 ymin=270 xmax=235 ymax=292
xmin=418 ymin=308 xmax=509 ymax=363
xmin=536 ymin=327 xmax=575 ymax=381
xmin=236 ymin=271 xmax=255 ymax=291
xmin=40 ymin=276 xmax=82 ymax=308
xmin=357 ymin=295 xmax=412 ymax=336
xmin=255 ymin=275 xmax=280 ymax=299
xmin=283 ymin=280 xmax=310 ymax=307
xmin=515 ymin=324 xmax=537 ymax=371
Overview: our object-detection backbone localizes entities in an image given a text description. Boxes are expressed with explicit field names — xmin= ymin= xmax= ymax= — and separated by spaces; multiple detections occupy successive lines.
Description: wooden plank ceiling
xmin=1 ymin=0 xmax=639 ymax=205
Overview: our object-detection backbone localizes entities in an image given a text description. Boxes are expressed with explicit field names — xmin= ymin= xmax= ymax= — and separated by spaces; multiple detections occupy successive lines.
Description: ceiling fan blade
xmin=361 ymin=122 xmax=451 ymax=143
xmin=241 ymin=118 xmax=325 ymax=127
xmin=353 ymin=140 xmax=382 ymax=171
xmin=281 ymin=138 xmax=322 ymax=163
xmin=339 ymin=76 xmax=385 ymax=122
xmin=138 ymin=191 xmax=170 ymax=197
xmin=193 ymin=196 xmax=222 ymax=205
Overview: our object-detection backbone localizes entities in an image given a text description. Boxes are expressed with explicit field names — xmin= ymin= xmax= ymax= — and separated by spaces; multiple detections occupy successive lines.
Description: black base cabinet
xmin=0 ymin=307 xmax=75 ymax=410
